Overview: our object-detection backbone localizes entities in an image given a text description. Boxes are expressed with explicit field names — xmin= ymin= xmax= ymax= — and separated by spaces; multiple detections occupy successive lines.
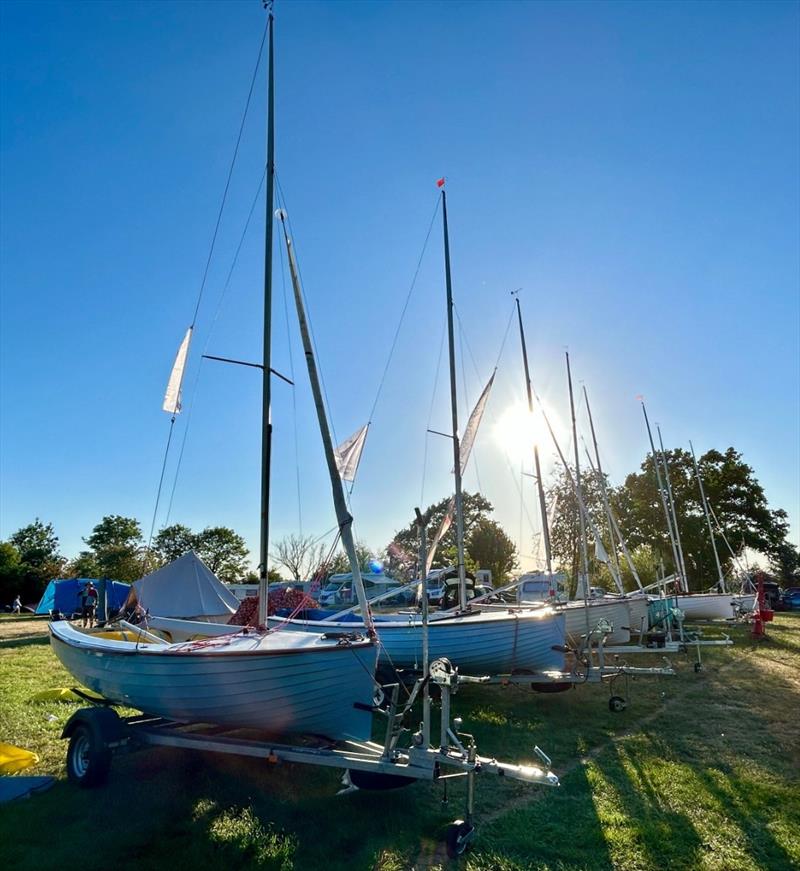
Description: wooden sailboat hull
xmin=269 ymin=609 xmax=566 ymax=675
xmin=675 ymin=593 xmax=738 ymax=621
xmin=50 ymin=621 xmax=378 ymax=741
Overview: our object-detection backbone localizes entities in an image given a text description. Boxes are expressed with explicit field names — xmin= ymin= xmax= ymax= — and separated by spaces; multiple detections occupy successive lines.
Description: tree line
xmin=2 ymin=444 xmax=796 ymax=606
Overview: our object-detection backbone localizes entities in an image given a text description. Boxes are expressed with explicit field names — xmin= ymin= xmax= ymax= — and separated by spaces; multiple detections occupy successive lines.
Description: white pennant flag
xmin=334 ymin=424 xmax=369 ymax=483
xmin=162 ymin=327 xmax=193 ymax=415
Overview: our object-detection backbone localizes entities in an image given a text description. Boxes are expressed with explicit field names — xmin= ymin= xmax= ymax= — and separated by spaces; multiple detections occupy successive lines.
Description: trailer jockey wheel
xmin=67 ymin=723 xmax=112 ymax=787
xmin=445 ymin=820 xmax=475 ymax=858
xmin=608 ymin=695 xmax=627 ymax=714
xmin=694 ymin=662 xmax=703 ymax=674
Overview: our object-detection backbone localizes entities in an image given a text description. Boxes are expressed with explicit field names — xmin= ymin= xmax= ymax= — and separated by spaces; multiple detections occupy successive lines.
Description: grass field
xmin=1 ymin=615 xmax=798 ymax=870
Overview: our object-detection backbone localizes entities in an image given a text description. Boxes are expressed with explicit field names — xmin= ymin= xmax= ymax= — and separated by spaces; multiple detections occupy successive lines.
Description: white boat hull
xmin=269 ymin=608 xmax=567 ymax=675
xmin=560 ymin=599 xmax=633 ymax=645
xmin=675 ymin=593 xmax=738 ymax=621
xmin=50 ymin=621 xmax=378 ymax=741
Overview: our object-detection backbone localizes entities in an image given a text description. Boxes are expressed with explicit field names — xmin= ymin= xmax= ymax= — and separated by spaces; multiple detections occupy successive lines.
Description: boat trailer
xmin=60 ymin=657 xmax=558 ymax=859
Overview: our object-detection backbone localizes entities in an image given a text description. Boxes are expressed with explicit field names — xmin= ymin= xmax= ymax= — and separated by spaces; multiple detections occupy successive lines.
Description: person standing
xmin=12 ymin=594 xmax=21 ymax=614
xmin=80 ymin=582 xmax=98 ymax=627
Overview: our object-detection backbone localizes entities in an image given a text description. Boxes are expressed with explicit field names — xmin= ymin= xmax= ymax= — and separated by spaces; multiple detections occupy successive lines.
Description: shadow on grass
xmin=0 ymin=635 xmax=50 ymax=648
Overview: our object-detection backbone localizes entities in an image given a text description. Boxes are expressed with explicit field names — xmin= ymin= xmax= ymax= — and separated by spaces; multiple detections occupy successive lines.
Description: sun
xmin=492 ymin=398 xmax=563 ymax=465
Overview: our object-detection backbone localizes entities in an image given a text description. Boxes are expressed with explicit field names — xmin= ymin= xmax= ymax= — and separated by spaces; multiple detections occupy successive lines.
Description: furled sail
xmin=426 ymin=372 xmax=496 ymax=573
xmin=162 ymin=327 xmax=193 ymax=415
xmin=334 ymin=424 xmax=369 ymax=483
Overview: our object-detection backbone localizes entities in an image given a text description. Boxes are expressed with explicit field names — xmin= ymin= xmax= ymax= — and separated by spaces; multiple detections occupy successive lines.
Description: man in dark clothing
xmin=80 ymin=582 xmax=98 ymax=627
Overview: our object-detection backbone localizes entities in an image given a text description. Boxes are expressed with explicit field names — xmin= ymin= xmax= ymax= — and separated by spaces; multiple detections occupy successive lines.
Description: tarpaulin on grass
xmin=0 ymin=743 xmax=38 ymax=775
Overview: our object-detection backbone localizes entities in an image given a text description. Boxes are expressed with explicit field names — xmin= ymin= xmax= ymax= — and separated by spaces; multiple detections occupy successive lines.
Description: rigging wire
xmin=164 ymin=169 xmax=267 ymax=527
xmin=419 ymin=319 xmax=447 ymax=507
xmin=147 ymin=20 xmax=268 ymax=543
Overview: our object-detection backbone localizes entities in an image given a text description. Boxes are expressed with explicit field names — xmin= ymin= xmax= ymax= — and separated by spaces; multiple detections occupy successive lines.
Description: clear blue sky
xmin=2 ymin=0 xmax=798 ymax=572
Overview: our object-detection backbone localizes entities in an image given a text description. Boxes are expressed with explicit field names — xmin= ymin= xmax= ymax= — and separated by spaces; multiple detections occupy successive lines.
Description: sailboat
xmin=50 ymin=10 xmax=380 ymax=742
xmin=267 ymin=183 xmax=567 ymax=676
xmin=641 ymin=409 xmax=739 ymax=621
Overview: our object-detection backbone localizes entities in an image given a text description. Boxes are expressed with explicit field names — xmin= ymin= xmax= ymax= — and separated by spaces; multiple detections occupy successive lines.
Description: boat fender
xmin=61 ymin=708 xmax=127 ymax=748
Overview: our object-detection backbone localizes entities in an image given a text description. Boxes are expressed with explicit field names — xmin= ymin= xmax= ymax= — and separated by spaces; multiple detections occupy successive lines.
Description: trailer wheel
xmin=694 ymin=662 xmax=703 ymax=673
xmin=445 ymin=820 xmax=474 ymax=858
xmin=608 ymin=695 xmax=627 ymax=713
xmin=67 ymin=723 xmax=112 ymax=787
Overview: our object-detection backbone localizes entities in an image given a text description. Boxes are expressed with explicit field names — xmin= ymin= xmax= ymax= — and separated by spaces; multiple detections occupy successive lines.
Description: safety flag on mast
xmin=425 ymin=372 xmax=496 ymax=574
xmin=162 ymin=327 xmax=193 ymax=416
xmin=334 ymin=424 xmax=369 ymax=483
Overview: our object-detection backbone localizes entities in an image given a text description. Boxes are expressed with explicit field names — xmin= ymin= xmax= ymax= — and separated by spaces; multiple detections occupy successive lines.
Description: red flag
xmin=436 ymin=177 xmax=445 ymax=188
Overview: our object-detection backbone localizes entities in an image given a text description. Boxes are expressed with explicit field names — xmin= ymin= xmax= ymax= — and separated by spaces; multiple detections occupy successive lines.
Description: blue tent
xmin=35 ymin=578 xmax=130 ymax=620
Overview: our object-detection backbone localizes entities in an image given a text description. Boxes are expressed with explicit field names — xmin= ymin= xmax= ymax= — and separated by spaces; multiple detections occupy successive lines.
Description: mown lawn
xmin=0 ymin=615 xmax=798 ymax=870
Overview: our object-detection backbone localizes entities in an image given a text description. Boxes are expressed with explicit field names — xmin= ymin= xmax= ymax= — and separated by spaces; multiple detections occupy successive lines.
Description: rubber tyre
xmin=694 ymin=662 xmax=703 ymax=673
xmin=66 ymin=723 xmax=112 ymax=788
xmin=608 ymin=695 xmax=627 ymax=713
xmin=445 ymin=821 xmax=474 ymax=858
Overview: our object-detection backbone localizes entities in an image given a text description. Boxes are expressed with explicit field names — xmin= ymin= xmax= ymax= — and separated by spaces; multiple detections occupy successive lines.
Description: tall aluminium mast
xmin=689 ymin=441 xmax=726 ymax=593
xmin=258 ymin=8 xmax=276 ymax=626
xmin=440 ymin=184 xmax=468 ymax=612
xmin=641 ymin=402 xmax=684 ymax=592
xmin=515 ymin=297 xmax=553 ymax=578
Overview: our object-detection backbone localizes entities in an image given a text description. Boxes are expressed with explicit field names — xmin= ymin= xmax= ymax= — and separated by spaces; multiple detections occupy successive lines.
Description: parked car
xmin=780 ymin=588 xmax=800 ymax=611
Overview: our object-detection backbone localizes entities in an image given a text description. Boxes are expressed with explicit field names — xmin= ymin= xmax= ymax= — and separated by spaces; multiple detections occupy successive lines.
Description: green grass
xmin=1 ymin=616 xmax=799 ymax=870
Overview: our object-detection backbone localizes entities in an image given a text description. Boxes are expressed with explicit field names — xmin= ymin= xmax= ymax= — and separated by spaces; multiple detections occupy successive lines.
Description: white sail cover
xmin=426 ymin=373 xmax=495 ymax=573
xmin=162 ymin=326 xmax=193 ymax=415
xmin=126 ymin=551 xmax=239 ymax=620
xmin=334 ymin=424 xmax=369 ymax=483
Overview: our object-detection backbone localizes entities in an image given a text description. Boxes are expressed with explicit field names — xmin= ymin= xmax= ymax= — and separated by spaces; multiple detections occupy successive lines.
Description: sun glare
xmin=493 ymin=398 xmax=562 ymax=465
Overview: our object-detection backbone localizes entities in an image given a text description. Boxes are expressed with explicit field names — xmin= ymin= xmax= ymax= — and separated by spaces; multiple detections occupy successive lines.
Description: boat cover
xmin=126 ymin=551 xmax=239 ymax=620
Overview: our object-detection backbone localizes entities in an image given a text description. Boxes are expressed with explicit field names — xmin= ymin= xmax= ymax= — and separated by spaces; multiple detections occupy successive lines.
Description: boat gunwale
xmin=49 ymin=622 xmax=375 ymax=658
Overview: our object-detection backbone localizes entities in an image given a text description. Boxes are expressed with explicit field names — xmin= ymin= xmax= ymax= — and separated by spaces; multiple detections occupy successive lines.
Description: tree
xmin=6 ymin=519 xmax=65 ymax=603
xmin=153 ymin=524 xmax=196 ymax=565
xmin=466 ymin=518 xmax=517 ymax=584
xmin=0 ymin=541 xmax=23 ymax=606
xmin=83 ymin=515 xmax=145 ymax=583
xmin=616 ymin=447 xmax=800 ymax=588
xmin=270 ymin=534 xmax=326 ymax=581
xmin=546 ymin=466 xmax=610 ymax=595
xmin=243 ymin=568 xmax=282 ymax=583
xmin=65 ymin=551 xmax=101 ymax=579
xmin=326 ymin=541 xmax=376 ymax=577
xmin=195 ymin=526 xmax=249 ymax=580
xmin=390 ymin=492 xmax=494 ymax=573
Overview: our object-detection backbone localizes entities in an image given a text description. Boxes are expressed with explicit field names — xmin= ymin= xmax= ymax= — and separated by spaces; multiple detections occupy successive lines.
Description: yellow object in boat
xmin=0 ymin=743 xmax=38 ymax=774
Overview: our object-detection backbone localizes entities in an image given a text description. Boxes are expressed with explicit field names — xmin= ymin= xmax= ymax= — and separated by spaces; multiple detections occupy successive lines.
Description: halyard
xmin=0 ymin=615 xmax=798 ymax=871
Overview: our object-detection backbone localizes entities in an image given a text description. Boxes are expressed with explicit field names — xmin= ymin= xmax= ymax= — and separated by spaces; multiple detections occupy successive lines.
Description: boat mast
xmin=689 ymin=440 xmax=726 ymax=593
xmin=566 ymin=353 xmax=591 ymax=611
xmin=515 ymin=298 xmax=553 ymax=578
xmin=258 ymin=8 xmax=276 ymax=627
xmin=641 ymin=402 xmax=684 ymax=593
xmin=277 ymin=215 xmax=375 ymax=635
xmin=441 ymin=186 xmax=468 ymax=612
xmin=583 ymin=386 xmax=632 ymax=591
xmin=657 ymin=425 xmax=689 ymax=590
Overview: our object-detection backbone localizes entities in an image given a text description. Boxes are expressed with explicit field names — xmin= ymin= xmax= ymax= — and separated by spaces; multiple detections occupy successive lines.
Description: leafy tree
xmin=616 ymin=447 xmax=799 ymax=588
xmin=326 ymin=541 xmax=380 ymax=578
xmin=546 ymin=467 xmax=610 ymax=595
xmin=5 ymin=519 xmax=65 ymax=603
xmin=390 ymin=492 xmax=494 ymax=573
xmin=83 ymin=515 xmax=145 ymax=582
xmin=466 ymin=518 xmax=517 ymax=584
xmin=270 ymin=534 xmax=327 ymax=581
xmin=243 ymin=568 xmax=282 ymax=583
xmin=153 ymin=524 xmax=196 ymax=565
xmin=10 ymin=519 xmax=61 ymax=568
xmin=65 ymin=551 xmax=102 ymax=579
xmin=194 ymin=526 xmax=249 ymax=580
xmin=0 ymin=541 xmax=23 ymax=606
